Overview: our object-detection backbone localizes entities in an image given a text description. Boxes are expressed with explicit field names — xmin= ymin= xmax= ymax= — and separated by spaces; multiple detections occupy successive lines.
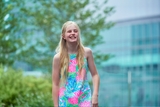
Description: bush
xmin=0 ymin=66 xmax=53 ymax=107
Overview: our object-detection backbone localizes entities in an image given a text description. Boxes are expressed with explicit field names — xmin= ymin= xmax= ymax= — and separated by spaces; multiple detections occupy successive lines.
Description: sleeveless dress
xmin=59 ymin=54 xmax=92 ymax=107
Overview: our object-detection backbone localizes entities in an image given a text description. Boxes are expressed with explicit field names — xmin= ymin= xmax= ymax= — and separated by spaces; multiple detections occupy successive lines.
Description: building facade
xmin=98 ymin=15 xmax=160 ymax=107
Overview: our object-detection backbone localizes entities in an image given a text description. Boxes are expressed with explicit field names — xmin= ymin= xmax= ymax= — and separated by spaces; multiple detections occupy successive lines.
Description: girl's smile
xmin=63 ymin=25 xmax=79 ymax=43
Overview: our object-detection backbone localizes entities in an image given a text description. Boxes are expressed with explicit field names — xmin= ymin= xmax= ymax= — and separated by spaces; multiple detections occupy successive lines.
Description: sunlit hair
xmin=56 ymin=21 xmax=85 ymax=84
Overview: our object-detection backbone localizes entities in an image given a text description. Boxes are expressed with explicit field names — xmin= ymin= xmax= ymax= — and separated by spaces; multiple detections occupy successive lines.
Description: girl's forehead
xmin=66 ymin=24 xmax=78 ymax=30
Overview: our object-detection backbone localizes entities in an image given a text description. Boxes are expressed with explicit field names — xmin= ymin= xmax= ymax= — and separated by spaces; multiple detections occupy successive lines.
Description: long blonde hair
xmin=56 ymin=21 xmax=85 ymax=83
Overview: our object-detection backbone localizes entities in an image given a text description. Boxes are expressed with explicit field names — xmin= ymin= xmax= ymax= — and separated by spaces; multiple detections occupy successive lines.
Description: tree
xmin=0 ymin=0 xmax=37 ymax=67
xmin=0 ymin=0 xmax=115 ymax=72
xmin=0 ymin=0 xmax=18 ymax=65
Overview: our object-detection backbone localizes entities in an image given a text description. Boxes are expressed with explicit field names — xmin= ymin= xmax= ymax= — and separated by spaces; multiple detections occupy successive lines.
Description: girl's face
xmin=63 ymin=24 xmax=79 ymax=43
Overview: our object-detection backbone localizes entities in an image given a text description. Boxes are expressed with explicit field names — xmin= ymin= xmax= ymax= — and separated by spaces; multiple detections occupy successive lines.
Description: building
xmin=98 ymin=0 xmax=160 ymax=106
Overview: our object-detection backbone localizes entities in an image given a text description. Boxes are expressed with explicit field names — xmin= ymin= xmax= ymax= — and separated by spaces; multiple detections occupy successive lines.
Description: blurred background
xmin=0 ymin=0 xmax=160 ymax=107
xmin=98 ymin=0 xmax=160 ymax=107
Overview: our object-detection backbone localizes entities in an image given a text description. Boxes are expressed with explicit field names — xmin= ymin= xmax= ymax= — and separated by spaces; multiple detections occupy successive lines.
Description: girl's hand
xmin=92 ymin=95 xmax=98 ymax=107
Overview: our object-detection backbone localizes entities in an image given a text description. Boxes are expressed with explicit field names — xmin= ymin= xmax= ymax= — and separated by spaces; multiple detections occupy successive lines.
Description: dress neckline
xmin=69 ymin=53 xmax=76 ymax=56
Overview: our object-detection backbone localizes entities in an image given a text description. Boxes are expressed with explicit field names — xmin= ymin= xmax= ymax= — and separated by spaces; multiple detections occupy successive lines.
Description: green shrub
xmin=0 ymin=66 xmax=53 ymax=107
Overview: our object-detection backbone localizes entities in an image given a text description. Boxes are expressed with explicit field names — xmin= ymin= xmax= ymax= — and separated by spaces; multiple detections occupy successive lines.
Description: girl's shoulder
xmin=84 ymin=47 xmax=93 ymax=58
xmin=53 ymin=53 xmax=60 ymax=61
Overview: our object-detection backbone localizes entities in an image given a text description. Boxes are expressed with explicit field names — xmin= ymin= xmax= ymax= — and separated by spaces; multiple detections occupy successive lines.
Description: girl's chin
xmin=69 ymin=41 xmax=77 ymax=43
xmin=68 ymin=39 xmax=78 ymax=43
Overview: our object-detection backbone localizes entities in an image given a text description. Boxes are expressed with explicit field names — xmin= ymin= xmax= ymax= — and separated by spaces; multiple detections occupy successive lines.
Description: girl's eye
xmin=67 ymin=29 xmax=78 ymax=33
xmin=74 ymin=30 xmax=78 ymax=33
xmin=67 ymin=30 xmax=71 ymax=33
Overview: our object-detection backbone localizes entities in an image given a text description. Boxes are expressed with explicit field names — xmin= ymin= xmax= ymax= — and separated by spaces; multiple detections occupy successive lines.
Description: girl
xmin=52 ymin=21 xmax=100 ymax=107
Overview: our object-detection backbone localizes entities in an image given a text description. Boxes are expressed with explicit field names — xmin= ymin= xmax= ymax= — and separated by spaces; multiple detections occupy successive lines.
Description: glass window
xmin=141 ymin=24 xmax=146 ymax=38
xmin=142 ymin=39 xmax=146 ymax=45
xmin=132 ymin=25 xmax=141 ymax=39
xmin=152 ymin=37 xmax=159 ymax=44
xmin=152 ymin=23 xmax=159 ymax=37
xmin=145 ymin=64 xmax=151 ymax=71
xmin=136 ymin=25 xmax=141 ymax=38
xmin=145 ymin=24 xmax=152 ymax=37
xmin=139 ymin=25 xmax=143 ymax=38
xmin=153 ymin=64 xmax=158 ymax=71
xmin=144 ymin=48 xmax=151 ymax=54
xmin=145 ymin=38 xmax=151 ymax=45
xmin=132 ymin=25 xmax=136 ymax=39
xmin=138 ymin=49 xmax=143 ymax=55
xmin=138 ymin=39 xmax=143 ymax=45
xmin=152 ymin=47 xmax=159 ymax=54
xmin=132 ymin=49 xmax=138 ymax=56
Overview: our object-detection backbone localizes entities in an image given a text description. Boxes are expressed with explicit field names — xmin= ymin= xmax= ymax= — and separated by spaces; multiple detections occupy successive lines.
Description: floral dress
xmin=59 ymin=54 xmax=91 ymax=107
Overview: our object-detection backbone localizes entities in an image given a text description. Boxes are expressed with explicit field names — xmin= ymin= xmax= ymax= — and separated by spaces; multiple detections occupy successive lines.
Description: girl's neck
xmin=66 ymin=42 xmax=78 ymax=54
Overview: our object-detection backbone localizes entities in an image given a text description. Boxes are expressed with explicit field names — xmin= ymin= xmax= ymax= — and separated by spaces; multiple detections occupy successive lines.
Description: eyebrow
xmin=67 ymin=29 xmax=78 ymax=31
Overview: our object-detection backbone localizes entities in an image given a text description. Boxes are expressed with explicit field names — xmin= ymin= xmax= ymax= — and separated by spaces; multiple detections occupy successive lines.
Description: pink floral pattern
xmin=58 ymin=54 xmax=91 ymax=107
xmin=70 ymin=58 xmax=77 ymax=65
xmin=68 ymin=97 xmax=78 ymax=104
xmin=68 ymin=64 xmax=76 ymax=72
xmin=79 ymin=101 xmax=92 ymax=107
xmin=59 ymin=87 xmax=65 ymax=97
xmin=76 ymin=68 xmax=86 ymax=81
xmin=74 ymin=91 xmax=83 ymax=97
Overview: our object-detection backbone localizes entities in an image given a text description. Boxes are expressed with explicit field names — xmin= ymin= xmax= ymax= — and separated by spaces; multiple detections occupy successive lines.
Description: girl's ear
xmin=62 ymin=34 xmax=66 ymax=39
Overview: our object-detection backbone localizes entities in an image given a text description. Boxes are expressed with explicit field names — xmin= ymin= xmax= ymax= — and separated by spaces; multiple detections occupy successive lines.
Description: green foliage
xmin=0 ymin=0 xmax=16 ymax=65
xmin=0 ymin=0 xmax=115 ymax=72
xmin=0 ymin=66 xmax=53 ymax=107
xmin=0 ymin=0 xmax=35 ymax=66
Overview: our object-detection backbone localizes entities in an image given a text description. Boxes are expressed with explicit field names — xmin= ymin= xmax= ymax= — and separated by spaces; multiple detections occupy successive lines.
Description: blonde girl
xmin=52 ymin=21 xmax=100 ymax=107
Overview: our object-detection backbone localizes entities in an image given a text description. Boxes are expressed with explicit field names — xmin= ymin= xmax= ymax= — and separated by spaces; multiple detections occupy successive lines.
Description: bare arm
xmin=85 ymin=48 xmax=100 ymax=105
xmin=52 ymin=54 xmax=60 ymax=107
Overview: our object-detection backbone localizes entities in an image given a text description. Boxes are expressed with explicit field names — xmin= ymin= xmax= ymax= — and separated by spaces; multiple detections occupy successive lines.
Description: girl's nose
xmin=71 ymin=31 xmax=75 ymax=34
